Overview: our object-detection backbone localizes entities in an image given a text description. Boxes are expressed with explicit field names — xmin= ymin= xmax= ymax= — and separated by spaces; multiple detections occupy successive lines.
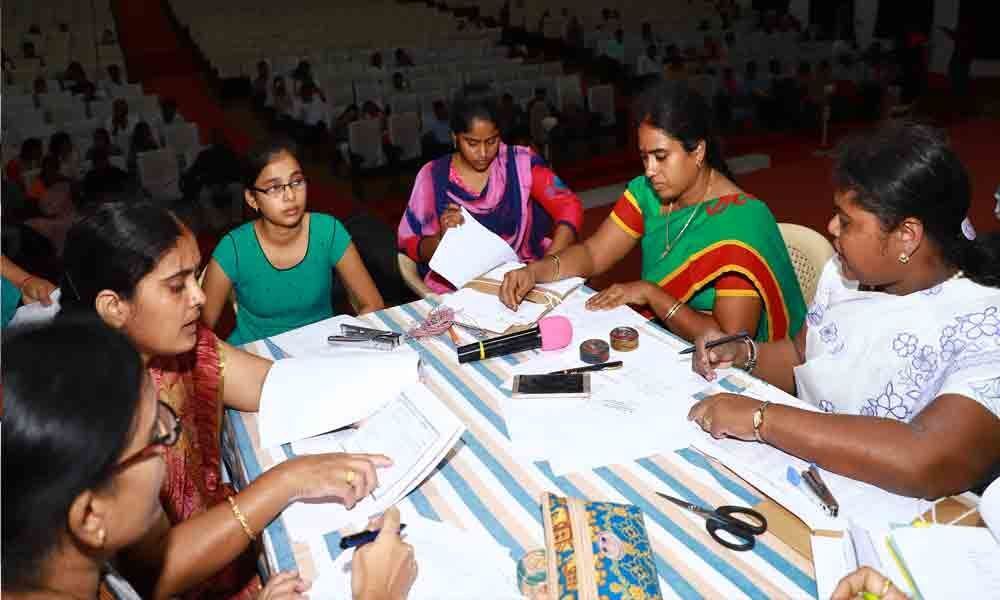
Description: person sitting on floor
xmin=399 ymin=85 xmax=583 ymax=294
xmin=689 ymin=122 xmax=1000 ymax=500
xmin=200 ymin=138 xmax=384 ymax=345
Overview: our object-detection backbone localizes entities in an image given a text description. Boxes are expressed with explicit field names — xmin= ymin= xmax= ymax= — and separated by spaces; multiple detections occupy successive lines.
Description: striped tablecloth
xmin=222 ymin=298 xmax=819 ymax=599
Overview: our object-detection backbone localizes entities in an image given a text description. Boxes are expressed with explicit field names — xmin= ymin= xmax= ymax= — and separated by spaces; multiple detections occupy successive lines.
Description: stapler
xmin=327 ymin=324 xmax=402 ymax=351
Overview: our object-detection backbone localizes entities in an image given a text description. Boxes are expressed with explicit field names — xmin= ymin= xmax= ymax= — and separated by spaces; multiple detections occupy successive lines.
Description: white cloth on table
xmin=794 ymin=257 xmax=1000 ymax=420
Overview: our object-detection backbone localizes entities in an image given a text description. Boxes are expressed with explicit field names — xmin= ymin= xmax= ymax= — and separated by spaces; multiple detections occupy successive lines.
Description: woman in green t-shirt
xmin=201 ymin=139 xmax=384 ymax=345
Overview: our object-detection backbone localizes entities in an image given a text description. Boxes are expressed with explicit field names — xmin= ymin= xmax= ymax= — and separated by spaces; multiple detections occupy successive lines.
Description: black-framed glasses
xmin=113 ymin=401 xmax=182 ymax=473
xmin=249 ymin=177 xmax=307 ymax=199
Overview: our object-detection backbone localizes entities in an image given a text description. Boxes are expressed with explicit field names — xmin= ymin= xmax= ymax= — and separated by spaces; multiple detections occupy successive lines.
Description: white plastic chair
xmin=777 ymin=223 xmax=835 ymax=305
xmin=587 ymin=84 xmax=616 ymax=126
xmin=136 ymin=148 xmax=182 ymax=203
xmin=347 ymin=118 xmax=385 ymax=169
xmin=398 ymin=253 xmax=433 ymax=298
xmin=388 ymin=112 xmax=421 ymax=162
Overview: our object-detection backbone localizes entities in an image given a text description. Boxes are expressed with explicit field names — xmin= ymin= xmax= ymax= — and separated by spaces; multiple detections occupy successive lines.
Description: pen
xmin=338 ymin=524 xmax=407 ymax=550
xmin=678 ymin=331 xmax=750 ymax=355
xmin=548 ymin=361 xmax=623 ymax=375
xmin=802 ymin=465 xmax=840 ymax=518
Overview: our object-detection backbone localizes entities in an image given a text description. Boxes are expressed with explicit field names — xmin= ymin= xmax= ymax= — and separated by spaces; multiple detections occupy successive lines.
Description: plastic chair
xmin=136 ymin=148 xmax=182 ymax=203
xmin=587 ymin=83 xmax=616 ymax=126
xmin=777 ymin=223 xmax=834 ymax=305
xmin=387 ymin=112 xmax=421 ymax=162
xmin=398 ymin=253 xmax=433 ymax=298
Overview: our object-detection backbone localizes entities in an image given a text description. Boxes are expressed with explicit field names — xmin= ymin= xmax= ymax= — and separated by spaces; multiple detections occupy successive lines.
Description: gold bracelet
xmin=549 ymin=253 xmax=561 ymax=280
xmin=663 ymin=300 xmax=683 ymax=322
xmin=227 ymin=496 xmax=255 ymax=541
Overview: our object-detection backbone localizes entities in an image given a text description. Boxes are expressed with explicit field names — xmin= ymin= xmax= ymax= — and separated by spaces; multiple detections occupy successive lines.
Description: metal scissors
xmin=656 ymin=492 xmax=767 ymax=551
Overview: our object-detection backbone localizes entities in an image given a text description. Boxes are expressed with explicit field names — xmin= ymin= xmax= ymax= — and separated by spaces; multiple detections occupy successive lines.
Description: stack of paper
xmin=442 ymin=286 xmax=547 ymax=334
xmin=428 ymin=207 xmax=519 ymax=289
xmin=257 ymin=350 xmax=421 ymax=448
xmin=888 ymin=525 xmax=1000 ymax=599
xmin=279 ymin=382 xmax=465 ymax=537
xmin=690 ymin=375 xmax=924 ymax=532
xmin=9 ymin=288 xmax=61 ymax=327
xmin=312 ymin=514 xmax=521 ymax=599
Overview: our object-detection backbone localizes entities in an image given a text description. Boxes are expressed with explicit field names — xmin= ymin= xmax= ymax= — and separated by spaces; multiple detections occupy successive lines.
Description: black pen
xmin=338 ymin=524 xmax=408 ymax=550
xmin=548 ymin=361 xmax=623 ymax=375
xmin=678 ymin=331 xmax=750 ymax=355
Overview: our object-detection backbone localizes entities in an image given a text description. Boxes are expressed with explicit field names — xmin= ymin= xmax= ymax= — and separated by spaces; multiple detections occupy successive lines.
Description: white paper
xmin=428 ymin=207 xmax=518 ymax=289
xmin=280 ymin=383 xmax=465 ymax=538
xmin=442 ymin=286 xmax=547 ymax=334
xmin=500 ymin=315 xmax=709 ymax=474
xmin=981 ymin=477 xmax=1000 ymax=542
xmin=480 ymin=262 xmax=585 ymax=298
xmin=690 ymin=376 xmax=924 ymax=532
xmin=889 ymin=525 xmax=1000 ymax=599
xmin=810 ymin=535 xmax=848 ymax=600
xmin=8 ymin=288 xmax=61 ymax=327
xmin=266 ymin=314 xmax=402 ymax=358
xmin=257 ymin=351 xmax=420 ymax=448
xmin=312 ymin=515 xmax=521 ymax=600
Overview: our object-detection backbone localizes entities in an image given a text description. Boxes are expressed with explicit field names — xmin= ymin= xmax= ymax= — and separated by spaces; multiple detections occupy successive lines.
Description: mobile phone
xmin=512 ymin=374 xmax=590 ymax=398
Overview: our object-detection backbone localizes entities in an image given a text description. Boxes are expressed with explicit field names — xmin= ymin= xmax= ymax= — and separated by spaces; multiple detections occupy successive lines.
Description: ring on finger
xmin=879 ymin=578 xmax=891 ymax=597
xmin=344 ymin=469 xmax=356 ymax=484
xmin=702 ymin=416 xmax=712 ymax=430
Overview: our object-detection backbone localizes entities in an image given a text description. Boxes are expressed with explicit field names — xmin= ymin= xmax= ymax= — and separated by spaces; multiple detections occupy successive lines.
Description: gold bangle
xmin=663 ymin=300 xmax=683 ymax=322
xmin=549 ymin=253 xmax=561 ymax=280
xmin=227 ymin=496 xmax=255 ymax=541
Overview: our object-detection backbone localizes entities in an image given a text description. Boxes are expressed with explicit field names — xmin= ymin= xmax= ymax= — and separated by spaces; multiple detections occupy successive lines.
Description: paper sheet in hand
xmin=690 ymin=375 xmax=923 ymax=531
xmin=312 ymin=514 xmax=521 ymax=600
xmin=280 ymin=383 xmax=465 ymax=538
xmin=257 ymin=350 xmax=420 ymax=448
xmin=9 ymin=288 xmax=61 ymax=327
xmin=889 ymin=525 xmax=1000 ymax=599
xmin=428 ymin=207 xmax=518 ymax=288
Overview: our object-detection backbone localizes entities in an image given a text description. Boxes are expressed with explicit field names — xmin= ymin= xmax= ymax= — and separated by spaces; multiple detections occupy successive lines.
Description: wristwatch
xmin=752 ymin=401 xmax=771 ymax=443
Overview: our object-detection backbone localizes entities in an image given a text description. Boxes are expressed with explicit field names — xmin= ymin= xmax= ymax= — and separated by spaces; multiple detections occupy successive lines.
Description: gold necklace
xmin=662 ymin=169 xmax=713 ymax=258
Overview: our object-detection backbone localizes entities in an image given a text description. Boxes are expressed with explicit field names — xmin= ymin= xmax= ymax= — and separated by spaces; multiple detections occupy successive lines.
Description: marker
xmin=338 ymin=524 xmax=407 ymax=550
xmin=678 ymin=331 xmax=750 ymax=355
xmin=548 ymin=361 xmax=623 ymax=375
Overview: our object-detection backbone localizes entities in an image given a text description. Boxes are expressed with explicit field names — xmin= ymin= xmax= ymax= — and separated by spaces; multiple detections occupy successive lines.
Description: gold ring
xmin=879 ymin=578 xmax=891 ymax=597
xmin=702 ymin=416 xmax=712 ymax=430
xmin=344 ymin=469 xmax=356 ymax=484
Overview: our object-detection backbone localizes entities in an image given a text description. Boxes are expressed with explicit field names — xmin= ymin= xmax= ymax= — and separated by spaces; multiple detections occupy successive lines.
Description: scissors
xmin=656 ymin=492 xmax=767 ymax=551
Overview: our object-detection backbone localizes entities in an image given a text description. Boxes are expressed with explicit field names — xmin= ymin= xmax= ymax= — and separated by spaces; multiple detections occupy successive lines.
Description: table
xmin=221 ymin=297 xmax=978 ymax=599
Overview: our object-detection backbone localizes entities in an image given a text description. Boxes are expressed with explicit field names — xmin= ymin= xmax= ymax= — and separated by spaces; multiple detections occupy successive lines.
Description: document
xmin=264 ymin=314 xmax=406 ymax=358
xmin=500 ymin=313 xmax=709 ymax=475
xmin=811 ymin=526 xmax=911 ymax=599
xmin=690 ymin=375 xmax=924 ymax=532
xmin=982 ymin=477 xmax=1000 ymax=542
xmin=257 ymin=350 xmax=420 ymax=448
xmin=480 ymin=262 xmax=585 ymax=298
xmin=8 ymin=288 xmax=61 ymax=328
xmin=889 ymin=524 xmax=1000 ymax=599
xmin=279 ymin=383 xmax=465 ymax=538
xmin=428 ymin=207 xmax=519 ymax=289
xmin=311 ymin=513 xmax=521 ymax=600
xmin=442 ymin=286 xmax=547 ymax=334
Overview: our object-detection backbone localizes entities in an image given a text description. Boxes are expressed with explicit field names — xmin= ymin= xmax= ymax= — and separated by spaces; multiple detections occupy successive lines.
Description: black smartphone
xmin=511 ymin=373 xmax=590 ymax=398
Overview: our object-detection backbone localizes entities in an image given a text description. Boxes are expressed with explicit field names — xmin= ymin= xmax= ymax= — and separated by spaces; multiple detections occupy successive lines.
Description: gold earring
xmin=898 ymin=253 xmax=910 ymax=264
xmin=98 ymin=528 xmax=107 ymax=547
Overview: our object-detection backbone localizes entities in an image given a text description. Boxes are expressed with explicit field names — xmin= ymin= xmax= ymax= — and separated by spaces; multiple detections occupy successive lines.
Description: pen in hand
xmin=678 ymin=331 xmax=750 ymax=355
xmin=339 ymin=524 xmax=408 ymax=550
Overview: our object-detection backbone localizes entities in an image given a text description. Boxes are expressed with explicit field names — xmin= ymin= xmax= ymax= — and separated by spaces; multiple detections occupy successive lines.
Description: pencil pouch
xmin=541 ymin=493 xmax=662 ymax=600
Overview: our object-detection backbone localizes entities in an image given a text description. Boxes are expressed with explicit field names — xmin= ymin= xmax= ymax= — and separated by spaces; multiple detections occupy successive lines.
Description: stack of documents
xmin=312 ymin=514 xmax=521 ymax=599
xmin=257 ymin=349 xmax=421 ymax=448
xmin=278 ymin=382 xmax=466 ymax=537
xmin=887 ymin=524 xmax=1000 ymax=598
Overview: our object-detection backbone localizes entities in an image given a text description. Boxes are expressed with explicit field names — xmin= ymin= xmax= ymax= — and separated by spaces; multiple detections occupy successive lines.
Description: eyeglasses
xmin=113 ymin=401 xmax=182 ymax=473
xmin=250 ymin=177 xmax=307 ymax=199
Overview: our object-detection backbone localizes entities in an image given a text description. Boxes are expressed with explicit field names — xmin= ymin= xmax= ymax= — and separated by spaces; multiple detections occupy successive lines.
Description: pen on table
xmin=447 ymin=326 xmax=461 ymax=345
xmin=547 ymin=361 xmax=623 ymax=375
xmin=338 ymin=524 xmax=408 ymax=550
xmin=786 ymin=466 xmax=829 ymax=513
xmin=802 ymin=464 xmax=840 ymax=518
xmin=678 ymin=331 xmax=750 ymax=355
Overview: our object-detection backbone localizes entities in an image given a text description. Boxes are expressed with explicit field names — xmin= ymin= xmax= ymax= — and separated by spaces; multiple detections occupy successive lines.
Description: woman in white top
xmin=690 ymin=122 xmax=1000 ymax=499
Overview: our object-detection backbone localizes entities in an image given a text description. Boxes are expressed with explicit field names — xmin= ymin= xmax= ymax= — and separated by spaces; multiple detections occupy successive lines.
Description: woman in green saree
xmin=500 ymin=80 xmax=806 ymax=342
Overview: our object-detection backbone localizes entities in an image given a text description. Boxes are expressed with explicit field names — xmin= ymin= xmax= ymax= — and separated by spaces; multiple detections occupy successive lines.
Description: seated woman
xmin=689 ymin=122 xmax=1000 ymax=499
xmin=201 ymin=139 xmax=384 ymax=345
xmin=501 ymin=80 xmax=806 ymax=343
xmin=398 ymin=85 xmax=583 ymax=294
xmin=128 ymin=121 xmax=160 ymax=173
xmin=61 ymin=201 xmax=393 ymax=599
xmin=2 ymin=320 xmax=415 ymax=600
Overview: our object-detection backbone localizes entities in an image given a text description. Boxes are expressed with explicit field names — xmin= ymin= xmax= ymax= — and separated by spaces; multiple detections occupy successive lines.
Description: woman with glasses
xmin=60 ymin=201 xmax=395 ymax=599
xmin=200 ymin=138 xmax=384 ymax=345
xmin=2 ymin=321 xmax=415 ymax=600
